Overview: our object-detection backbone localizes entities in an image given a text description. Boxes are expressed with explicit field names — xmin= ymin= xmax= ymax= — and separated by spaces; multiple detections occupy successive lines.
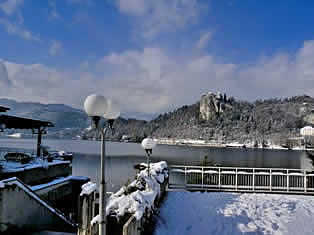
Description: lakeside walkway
xmin=153 ymin=191 xmax=314 ymax=235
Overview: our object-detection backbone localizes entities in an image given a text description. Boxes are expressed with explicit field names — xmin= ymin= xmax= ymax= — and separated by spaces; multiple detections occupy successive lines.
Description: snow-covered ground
xmin=154 ymin=192 xmax=314 ymax=235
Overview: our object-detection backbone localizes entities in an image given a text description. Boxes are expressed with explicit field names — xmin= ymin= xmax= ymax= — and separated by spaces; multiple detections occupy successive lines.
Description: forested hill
xmin=109 ymin=95 xmax=314 ymax=144
xmin=1 ymin=96 xmax=314 ymax=144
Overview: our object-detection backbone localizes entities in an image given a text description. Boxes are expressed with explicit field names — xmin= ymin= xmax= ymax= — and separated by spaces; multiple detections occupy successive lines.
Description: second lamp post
xmin=84 ymin=94 xmax=120 ymax=235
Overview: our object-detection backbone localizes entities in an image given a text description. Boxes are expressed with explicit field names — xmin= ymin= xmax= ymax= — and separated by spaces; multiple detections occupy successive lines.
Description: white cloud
xmin=66 ymin=0 xmax=93 ymax=6
xmin=0 ymin=0 xmax=39 ymax=42
xmin=2 ymin=40 xmax=314 ymax=115
xmin=0 ymin=18 xmax=40 ymax=41
xmin=48 ymin=0 xmax=60 ymax=20
xmin=116 ymin=0 xmax=203 ymax=39
xmin=0 ymin=0 xmax=23 ymax=15
xmin=196 ymin=31 xmax=213 ymax=49
xmin=49 ymin=40 xmax=62 ymax=56
xmin=0 ymin=60 xmax=12 ymax=87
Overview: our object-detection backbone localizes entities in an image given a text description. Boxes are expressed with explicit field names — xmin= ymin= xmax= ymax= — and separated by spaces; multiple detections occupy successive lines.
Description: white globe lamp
xmin=141 ymin=137 xmax=157 ymax=176
xmin=84 ymin=94 xmax=108 ymax=117
xmin=84 ymin=94 xmax=108 ymax=129
xmin=141 ymin=138 xmax=157 ymax=151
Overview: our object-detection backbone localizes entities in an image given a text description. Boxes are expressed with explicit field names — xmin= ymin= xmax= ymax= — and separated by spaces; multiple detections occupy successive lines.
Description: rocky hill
xmin=144 ymin=95 xmax=314 ymax=145
xmin=107 ymin=94 xmax=314 ymax=145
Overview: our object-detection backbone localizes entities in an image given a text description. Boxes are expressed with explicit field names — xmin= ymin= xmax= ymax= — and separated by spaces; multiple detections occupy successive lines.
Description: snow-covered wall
xmin=0 ymin=161 xmax=72 ymax=185
xmin=0 ymin=177 xmax=76 ymax=233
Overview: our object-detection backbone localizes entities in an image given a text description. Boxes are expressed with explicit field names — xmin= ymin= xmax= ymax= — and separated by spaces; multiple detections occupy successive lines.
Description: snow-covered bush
xmin=92 ymin=161 xmax=168 ymax=224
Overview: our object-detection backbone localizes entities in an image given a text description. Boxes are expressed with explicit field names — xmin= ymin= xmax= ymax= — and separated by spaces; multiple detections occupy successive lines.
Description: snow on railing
xmin=80 ymin=181 xmax=97 ymax=196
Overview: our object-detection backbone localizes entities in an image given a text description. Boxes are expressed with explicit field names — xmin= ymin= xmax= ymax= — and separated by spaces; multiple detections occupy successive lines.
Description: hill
xmin=1 ymin=95 xmax=314 ymax=145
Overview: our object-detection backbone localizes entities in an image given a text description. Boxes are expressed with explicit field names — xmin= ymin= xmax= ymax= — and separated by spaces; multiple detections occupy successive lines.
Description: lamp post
xmin=84 ymin=94 xmax=120 ymax=235
xmin=141 ymin=138 xmax=156 ymax=176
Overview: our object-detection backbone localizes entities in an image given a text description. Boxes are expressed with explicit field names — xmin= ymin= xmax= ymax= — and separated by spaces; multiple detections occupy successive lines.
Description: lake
xmin=0 ymin=138 xmax=312 ymax=192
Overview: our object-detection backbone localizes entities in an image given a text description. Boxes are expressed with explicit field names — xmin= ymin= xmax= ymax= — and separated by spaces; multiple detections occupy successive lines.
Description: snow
xmin=7 ymin=133 xmax=22 ymax=138
xmin=30 ymin=175 xmax=88 ymax=191
xmin=204 ymin=170 xmax=218 ymax=174
xmin=255 ymin=172 xmax=270 ymax=175
xmin=289 ymin=173 xmax=304 ymax=176
xmin=221 ymin=171 xmax=236 ymax=174
xmin=80 ymin=181 xmax=97 ymax=196
xmin=91 ymin=215 xmax=100 ymax=226
xmin=1 ymin=159 xmax=70 ymax=173
xmin=0 ymin=181 xmax=4 ymax=188
xmin=171 ymin=169 xmax=185 ymax=173
xmin=186 ymin=169 xmax=202 ymax=173
xmin=155 ymin=138 xmax=306 ymax=151
xmin=272 ymin=172 xmax=286 ymax=175
xmin=0 ymin=177 xmax=74 ymax=226
xmin=102 ymin=161 xmax=168 ymax=221
xmin=154 ymin=192 xmax=314 ymax=235
xmin=226 ymin=143 xmax=245 ymax=148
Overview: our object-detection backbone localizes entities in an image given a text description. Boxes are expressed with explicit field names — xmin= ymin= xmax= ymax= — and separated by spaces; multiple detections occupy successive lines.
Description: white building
xmin=300 ymin=126 xmax=314 ymax=136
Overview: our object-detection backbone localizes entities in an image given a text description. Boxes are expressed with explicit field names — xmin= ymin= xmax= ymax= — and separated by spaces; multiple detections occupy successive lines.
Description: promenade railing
xmin=168 ymin=165 xmax=314 ymax=194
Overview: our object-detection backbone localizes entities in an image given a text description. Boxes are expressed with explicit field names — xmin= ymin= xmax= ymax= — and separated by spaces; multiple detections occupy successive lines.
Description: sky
xmin=0 ymin=0 xmax=314 ymax=117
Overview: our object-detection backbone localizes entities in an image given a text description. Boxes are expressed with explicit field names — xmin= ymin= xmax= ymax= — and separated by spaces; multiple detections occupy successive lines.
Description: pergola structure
xmin=0 ymin=106 xmax=10 ymax=112
xmin=0 ymin=106 xmax=54 ymax=157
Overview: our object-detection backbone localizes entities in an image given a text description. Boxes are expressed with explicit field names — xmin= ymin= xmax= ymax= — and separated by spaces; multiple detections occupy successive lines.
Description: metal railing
xmin=168 ymin=165 xmax=314 ymax=194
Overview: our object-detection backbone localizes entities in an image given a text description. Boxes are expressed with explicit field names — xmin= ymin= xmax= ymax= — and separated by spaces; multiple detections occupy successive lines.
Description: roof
xmin=0 ymin=114 xmax=54 ymax=129
xmin=0 ymin=106 xmax=10 ymax=112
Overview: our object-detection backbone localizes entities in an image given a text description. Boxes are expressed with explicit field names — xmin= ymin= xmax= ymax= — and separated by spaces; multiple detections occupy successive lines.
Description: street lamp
xmin=84 ymin=94 xmax=120 ymax=235
xmin=141 ymin=138 xmax=156 ymax=176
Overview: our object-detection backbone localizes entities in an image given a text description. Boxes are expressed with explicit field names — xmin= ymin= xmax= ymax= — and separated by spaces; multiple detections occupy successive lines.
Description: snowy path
xmin=154 ymin=192 xmax=314 ymax=235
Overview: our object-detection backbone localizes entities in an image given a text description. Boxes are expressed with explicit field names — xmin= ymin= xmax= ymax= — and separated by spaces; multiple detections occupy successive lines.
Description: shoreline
xmin=154 ymin=140 xmax=308 ymax=151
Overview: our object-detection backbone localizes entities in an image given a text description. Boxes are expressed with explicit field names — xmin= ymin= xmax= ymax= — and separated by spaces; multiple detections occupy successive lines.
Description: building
xmin=300 ymin=126 xmax=314 ymax=136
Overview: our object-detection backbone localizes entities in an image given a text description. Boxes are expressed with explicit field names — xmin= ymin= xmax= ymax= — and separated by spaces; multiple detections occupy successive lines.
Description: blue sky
xmin=0 ymin=0 xmax=314 ymax=117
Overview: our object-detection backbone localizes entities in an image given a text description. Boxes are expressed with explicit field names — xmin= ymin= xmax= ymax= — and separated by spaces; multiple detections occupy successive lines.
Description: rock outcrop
xmin=200 ymin=92 xmax=232 ymax=121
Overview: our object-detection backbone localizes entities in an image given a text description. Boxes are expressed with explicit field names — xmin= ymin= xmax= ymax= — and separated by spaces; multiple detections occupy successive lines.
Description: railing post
xmin=252 ymin=169 xmax=255 ymax=191
xmin=287 ymin=169 xmax=289 ymax=192
xmin=235 ymin=168 xmax=238 ymax=191
xmin=270 ymin=169 xmax=272 ymax=192
xmin=218 ymin=167 xmax=221 ymax=189
xmin=184 ymin=167 xmax=187 ymax=188
xmin=304 ymin=170 xmax=307 ymax=193
xmin=201 ymin=167 xmax=204 ymax=188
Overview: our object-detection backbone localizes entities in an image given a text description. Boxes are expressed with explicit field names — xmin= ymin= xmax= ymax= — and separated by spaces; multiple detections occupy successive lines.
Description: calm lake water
xmin=0 ymin=138 xmax=313 ymax=192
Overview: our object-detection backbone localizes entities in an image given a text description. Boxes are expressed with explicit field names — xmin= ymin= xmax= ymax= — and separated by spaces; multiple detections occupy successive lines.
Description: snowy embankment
xmin=154 ymin=192 xmax=314 ymax=235
xmin=91 ymin=161 xmax=168 ymax=225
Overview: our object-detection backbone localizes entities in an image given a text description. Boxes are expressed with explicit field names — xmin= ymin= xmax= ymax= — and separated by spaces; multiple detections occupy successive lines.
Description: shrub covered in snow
xmin=104 ymin=161 xmax=168 ymax=222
